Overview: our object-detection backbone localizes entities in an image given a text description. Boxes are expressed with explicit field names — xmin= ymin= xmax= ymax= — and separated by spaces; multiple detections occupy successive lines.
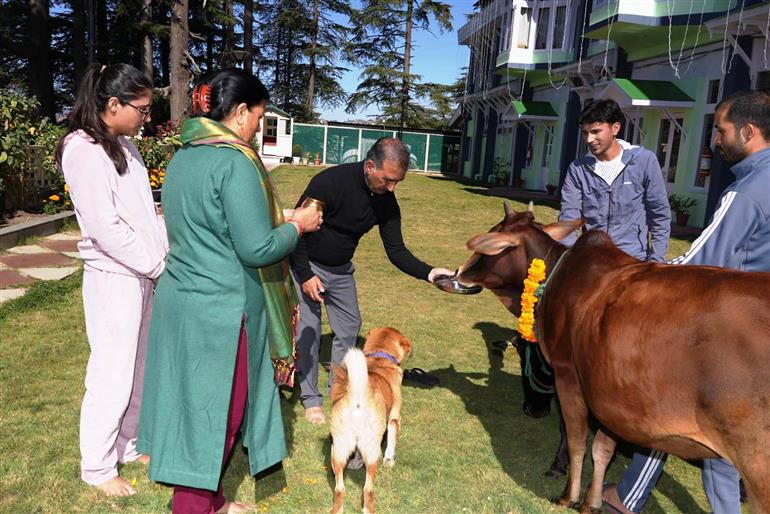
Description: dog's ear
xmin=399 ymin=333 xmax=413 ymax=358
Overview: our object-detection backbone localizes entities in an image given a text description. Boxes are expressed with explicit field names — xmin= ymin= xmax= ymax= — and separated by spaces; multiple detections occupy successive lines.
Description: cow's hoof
xmin=551 ymin=496 xmax=580 ymax=509
xmin=543 ymin=464 xmax=567 ymax=478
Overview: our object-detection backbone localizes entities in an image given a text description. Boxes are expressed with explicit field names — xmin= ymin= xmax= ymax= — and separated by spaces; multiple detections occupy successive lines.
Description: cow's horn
xmin=503 ymin=201 xmax=512 ymax=217
xmin=528 ymin=201 xmax=535 ymax=214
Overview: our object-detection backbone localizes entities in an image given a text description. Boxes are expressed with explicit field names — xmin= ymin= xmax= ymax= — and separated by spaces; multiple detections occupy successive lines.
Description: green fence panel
xmin=360 ymin=129 xmax=396 ymax=159
xmin=325 ymin=127 xmax=360 ymax=164
xmin=401 ymin=132 xmax=427 ymax=170
xmin=293 ymin=124 xmax=325 ymax=160
xmin=427 ymin=134 xmax=444 ymax=171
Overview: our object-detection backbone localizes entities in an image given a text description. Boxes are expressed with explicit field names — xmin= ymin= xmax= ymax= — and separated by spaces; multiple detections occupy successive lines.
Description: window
xmin=524 ymin=123 xmax=535 ymax=168
xmin=707 ymin=80 xmax=721 ymax=104
xmin=624 ymin=115 xmax=644 ymax=145
xmin=505 ymin=11 xmax=513 ymax=51
xmin=463 ymin=137 xmax=471 ymax=162
xmin=517 ymin=7 xmax=531 ymax=49
xmin=535 ymin=7 xmax=550 ymax=50
xmin=552 ymin=6 xmax=567 ymax=49
xmin=264 ymin=117 xmax=278 ymax=145
xmin=284 ymin=119 xmax=292 ymax=135
xmin=656 ymin=117 xmax=683 ymax=184
xmin=757 ymin=71 xmax=770 ymax=95
xmin=694 ymin=113 xmax=715 ymax=188
xmin=541 ymin=125 xmax=554 ymax=168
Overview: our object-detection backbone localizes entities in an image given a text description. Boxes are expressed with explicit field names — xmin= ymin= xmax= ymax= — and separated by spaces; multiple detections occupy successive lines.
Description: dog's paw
xmin=383 ymin=456 xmax=395 ymax=468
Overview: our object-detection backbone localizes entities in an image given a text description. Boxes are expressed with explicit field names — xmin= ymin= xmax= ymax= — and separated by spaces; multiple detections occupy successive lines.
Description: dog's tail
xmin=342 ymin=348 xmax=368 ymax=409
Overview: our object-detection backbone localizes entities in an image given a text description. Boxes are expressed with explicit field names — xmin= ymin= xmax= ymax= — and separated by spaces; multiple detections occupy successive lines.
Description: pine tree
xmin=347 ymin=0 xmax=452 ymax=130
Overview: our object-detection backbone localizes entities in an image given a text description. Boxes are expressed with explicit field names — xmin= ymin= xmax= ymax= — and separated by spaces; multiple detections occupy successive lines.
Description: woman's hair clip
xmin=192 ymin=83 xmax=212 ymax=115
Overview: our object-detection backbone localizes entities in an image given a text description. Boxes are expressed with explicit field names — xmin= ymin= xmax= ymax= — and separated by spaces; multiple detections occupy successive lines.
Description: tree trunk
xmin=399 ymin=0 xmax=413 ymax=132
xmin=274 ymin=25 xmax=281 ymax=101
xmin=28 ymin=0 xmax=55 ymax=119
xmin=305 ymin=0 xmax=318 ymax=117
xmin=70 ymin=0 xmax=87 ymax=88
xmin=243 ymin=0 xmax=253 ymax=72
xmin=142 ymin=0 xmax=153 ymax=77
xmin=169 ymin=0 xmax=189 ymax=121
xmin=96 ymin=0 xmax=108 ymax=63
xmin=284 ymin=33 xmax=292 ymax=109
xmin=225 ymin=0 xmax=234 ymax=55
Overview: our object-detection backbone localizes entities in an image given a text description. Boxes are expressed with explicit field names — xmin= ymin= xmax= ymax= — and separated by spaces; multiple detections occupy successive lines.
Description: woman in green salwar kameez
xmin=137 ymin=69 xmax=322 ymax=513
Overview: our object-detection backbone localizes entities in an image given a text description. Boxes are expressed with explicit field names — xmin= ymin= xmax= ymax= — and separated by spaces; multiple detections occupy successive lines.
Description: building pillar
xmin=705 ymin=35 xmax=753 ymax=223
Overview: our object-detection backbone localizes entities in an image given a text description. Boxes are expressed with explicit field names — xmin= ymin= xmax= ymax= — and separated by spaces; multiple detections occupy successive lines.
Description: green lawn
xmin=0 ymin=166 xmax=732 ymax=513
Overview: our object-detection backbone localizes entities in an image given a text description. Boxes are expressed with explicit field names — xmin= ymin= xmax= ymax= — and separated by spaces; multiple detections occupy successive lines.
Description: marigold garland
xmin=517 ymin=258 xmax=547 ymax=343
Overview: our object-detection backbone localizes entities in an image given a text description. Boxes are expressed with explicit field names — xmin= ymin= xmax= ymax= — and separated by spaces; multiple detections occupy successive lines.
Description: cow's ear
xmin=503 ymin=200 xmax=513 ymax=217
xmin=466 ymin=232 xmax=521 ymax=255
xmin=543 ymin=219 xmax=584 ymax=241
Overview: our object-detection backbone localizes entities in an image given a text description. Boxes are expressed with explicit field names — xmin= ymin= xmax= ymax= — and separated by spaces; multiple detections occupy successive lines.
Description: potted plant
xmin=314 ymin=152 xmax=321 ymax=166
xmin=292 ymin=144 xmax=302 ymax=164
xmin=491 ymin=158 xmax=511 ymax=185
xmin=514 ymin=177 xmax=525 ymax=189
xmin=669 ymin=194 xmax=697 ymax=226
xmin=304 ymin=151 xmax=311 ymax=165
xmin=546 ymin=183 xmax=558 ymax=195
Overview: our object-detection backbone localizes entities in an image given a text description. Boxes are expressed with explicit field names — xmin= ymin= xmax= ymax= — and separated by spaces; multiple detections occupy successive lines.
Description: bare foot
xmin=136 ymin=454 xmax=150 ymax=465
xmin=304 ymin=406 xmax=326 ymax=425
xmin=93 ymin=476 xmax=136 ymax=497
xmin=215 ymin=501 xmax=256 ymax=513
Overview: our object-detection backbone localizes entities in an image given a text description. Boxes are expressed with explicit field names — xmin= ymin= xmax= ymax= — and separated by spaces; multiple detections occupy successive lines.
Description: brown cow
xmin=457 ymin=207 xmax=770 ymax=513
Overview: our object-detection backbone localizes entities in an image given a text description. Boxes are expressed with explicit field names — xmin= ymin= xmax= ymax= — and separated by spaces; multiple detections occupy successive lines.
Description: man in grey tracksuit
xmin=603 ymin=91 xmax=770 ymax=514
xmin=559 ymin=99 xmax=671 ymax=261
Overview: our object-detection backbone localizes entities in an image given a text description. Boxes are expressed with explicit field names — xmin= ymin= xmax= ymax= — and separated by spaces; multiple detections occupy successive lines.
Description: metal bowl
xmin=432 ymin=275 xmax=482 ymax=295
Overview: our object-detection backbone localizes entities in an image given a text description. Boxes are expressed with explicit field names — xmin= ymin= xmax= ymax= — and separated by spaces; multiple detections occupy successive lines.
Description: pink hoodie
xmin=62 ymin=130 xmax=168 ymax=279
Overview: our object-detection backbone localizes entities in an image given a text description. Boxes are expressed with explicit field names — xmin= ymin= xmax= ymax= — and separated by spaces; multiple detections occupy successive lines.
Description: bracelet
xmin=288 ymin=220 xmax=302 ymax=237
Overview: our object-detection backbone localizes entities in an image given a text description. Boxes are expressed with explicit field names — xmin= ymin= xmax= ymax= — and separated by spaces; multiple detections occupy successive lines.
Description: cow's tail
xmin=342 ymin=348 xmax=368 ymax=411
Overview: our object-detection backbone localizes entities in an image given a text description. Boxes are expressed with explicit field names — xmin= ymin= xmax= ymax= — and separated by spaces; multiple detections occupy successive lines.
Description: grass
xmin=0 ymin=165 xmax=736 ymax=514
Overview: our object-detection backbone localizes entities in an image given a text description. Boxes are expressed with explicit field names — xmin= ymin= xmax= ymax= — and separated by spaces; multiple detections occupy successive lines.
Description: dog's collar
xmin=365 ymin=351 xmax=400 ymax=366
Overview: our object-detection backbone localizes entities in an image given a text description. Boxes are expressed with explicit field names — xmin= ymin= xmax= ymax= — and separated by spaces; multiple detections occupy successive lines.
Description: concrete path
xmin=0 ymin=231 xmax=81 ymax=306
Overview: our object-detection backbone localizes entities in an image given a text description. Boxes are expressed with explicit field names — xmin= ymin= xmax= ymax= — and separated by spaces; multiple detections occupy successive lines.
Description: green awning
xmin=266 ymin=103 xmax=292 ymax=118
xmin=603 ymin=79 xmax=695 ymax=108
xmin=511 ymin=100 xmax=559 ymax=121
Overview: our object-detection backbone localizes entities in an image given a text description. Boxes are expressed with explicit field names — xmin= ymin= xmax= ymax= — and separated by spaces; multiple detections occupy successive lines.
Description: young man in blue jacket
xmin=559 ymin=99 xmax=671 ymax=261
xmin=603 ymin=90 xmax=770 ymax=514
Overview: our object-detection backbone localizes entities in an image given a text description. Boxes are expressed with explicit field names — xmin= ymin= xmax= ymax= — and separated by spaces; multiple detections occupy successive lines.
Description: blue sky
xmin=319 ymin=1 xmax=475 ymax=121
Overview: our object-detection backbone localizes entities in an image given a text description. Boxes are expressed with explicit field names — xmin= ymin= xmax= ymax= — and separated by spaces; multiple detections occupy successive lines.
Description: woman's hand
xmin=291 ymin=205 xmax=323 ymax=233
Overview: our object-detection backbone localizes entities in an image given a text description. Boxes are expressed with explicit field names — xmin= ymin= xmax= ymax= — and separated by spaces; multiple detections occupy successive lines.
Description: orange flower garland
xmin=517 ymin=258 xmax=547 ymax=343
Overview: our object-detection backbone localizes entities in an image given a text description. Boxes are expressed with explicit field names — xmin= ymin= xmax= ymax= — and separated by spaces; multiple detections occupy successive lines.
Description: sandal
xmin=403 ymin=368 xmax=440 ymax=387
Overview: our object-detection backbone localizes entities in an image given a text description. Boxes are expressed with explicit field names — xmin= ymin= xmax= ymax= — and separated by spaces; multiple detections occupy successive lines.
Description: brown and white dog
xmin=329 ymin=327 xmax=412 ymax=514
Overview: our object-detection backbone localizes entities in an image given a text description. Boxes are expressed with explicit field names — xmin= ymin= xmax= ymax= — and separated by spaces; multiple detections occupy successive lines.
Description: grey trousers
xmin=292 ymin=260 xmax=362 ymax=408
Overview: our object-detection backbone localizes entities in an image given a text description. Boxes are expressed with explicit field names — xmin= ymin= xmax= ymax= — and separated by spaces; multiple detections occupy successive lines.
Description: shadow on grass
xmin=422 ymin=320 xmax=703 ymax=514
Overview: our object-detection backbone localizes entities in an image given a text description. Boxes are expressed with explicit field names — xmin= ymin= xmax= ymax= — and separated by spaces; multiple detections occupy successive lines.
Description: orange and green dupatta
xmin=180 ymin=117 xmax=299 ymax=386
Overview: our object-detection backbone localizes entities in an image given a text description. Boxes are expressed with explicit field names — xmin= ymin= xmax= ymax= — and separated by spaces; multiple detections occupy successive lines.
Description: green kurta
xmin=137 ymin=143 xmax=298 ymax=491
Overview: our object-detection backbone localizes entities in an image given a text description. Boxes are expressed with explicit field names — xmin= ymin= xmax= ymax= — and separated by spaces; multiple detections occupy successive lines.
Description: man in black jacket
xmin=289 ymin=137 xmax=452 ymax=424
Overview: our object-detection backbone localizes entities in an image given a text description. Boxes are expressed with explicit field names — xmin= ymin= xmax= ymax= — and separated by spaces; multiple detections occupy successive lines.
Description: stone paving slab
xmin=46 ymin=232 xmax=81 ymax=241
xmin=62 ymin=252 xmax=81 ymax=259
xmin=18 ymin=267 xmax=79 ymax=281
xmin=7 ymin=244 xmax=54 ymax=255
xmin=39 ymin=239 xmax=80 ymax=253
xmin=0 ymin=270 xmax=37 ymax=288
xmin=0 ymin=252 xmax=76 ymax=269
xmin=0 ymin=288 xmax=27 ymax=305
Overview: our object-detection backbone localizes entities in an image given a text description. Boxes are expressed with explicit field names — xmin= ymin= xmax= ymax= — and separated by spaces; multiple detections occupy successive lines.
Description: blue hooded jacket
xmin=559 ymin=140 xmax=671 ymax=262
xmin=670 ymin=146 xmax=770 ymax=271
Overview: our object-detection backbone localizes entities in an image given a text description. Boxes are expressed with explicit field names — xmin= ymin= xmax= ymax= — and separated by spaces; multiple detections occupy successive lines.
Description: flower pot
xmin=676 ymin=213 xmax=690 ymax=226
xmin=546 ymin=185 xmax=557 ymax=195
xmin=515 ymin=178 xmax=525 ymax=188
xmin=314 ymin=159 xmax=321 ymax=166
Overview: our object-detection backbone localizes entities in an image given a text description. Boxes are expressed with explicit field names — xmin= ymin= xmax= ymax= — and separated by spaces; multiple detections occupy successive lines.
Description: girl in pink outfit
xmin=56 ymin=63 xmax=168 ymax=497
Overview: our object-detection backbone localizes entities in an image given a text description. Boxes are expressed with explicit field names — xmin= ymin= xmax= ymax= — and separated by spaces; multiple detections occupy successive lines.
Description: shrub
xmin=669 ymin=194 xmax=697 ymax=216
xmin=0 ymin=88 xmax=40 ymax=196
xmin=292 ymin=144 xmax=302 ymax=157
